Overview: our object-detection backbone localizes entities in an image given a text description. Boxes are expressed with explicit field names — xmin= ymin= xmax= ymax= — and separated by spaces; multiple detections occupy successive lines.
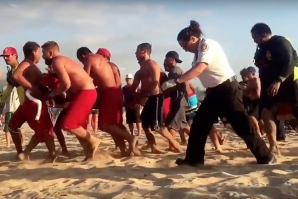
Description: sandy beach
xmin=0 ymin=123 xmax=298 ymax=199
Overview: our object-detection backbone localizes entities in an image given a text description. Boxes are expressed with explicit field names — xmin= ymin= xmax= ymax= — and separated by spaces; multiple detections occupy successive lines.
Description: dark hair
xmin=251 ymin=23 xmax=272 ymax=37
xmin=41 ymin=41 xmax=60 ymax=51
xmin=137 ymin=43 xmax=152 ymax=55
xmin=177 ymin=20 xmax=203 ymax=42
xmin=76 ymin=47 xmax=92 ymax=59
xmin=23 ymin=41 xmax=40 ymax=58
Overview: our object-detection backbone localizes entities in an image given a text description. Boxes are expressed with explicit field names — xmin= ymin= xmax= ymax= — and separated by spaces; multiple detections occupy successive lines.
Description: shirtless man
xmin=41 ymin=41 xmax=100 ymax=161
xmin=96 ymin=47 xmax=122 ymax=151
xmin=131 ymin=43 xmax=183 ymax=153
xmin=96 ymin=48 xmax=122 ymax=88
xmin=76 ymin=47 xmax=139 ymax=156
xmin=242 ymin=66 xmax=262 ymax=137
xmin=9 ymin=41 xmax=56 ymax=161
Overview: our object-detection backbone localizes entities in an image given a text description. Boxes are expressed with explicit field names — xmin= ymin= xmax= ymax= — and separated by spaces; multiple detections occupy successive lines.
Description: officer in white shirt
xmin=162 ymin=20 xmax=274 ymax=167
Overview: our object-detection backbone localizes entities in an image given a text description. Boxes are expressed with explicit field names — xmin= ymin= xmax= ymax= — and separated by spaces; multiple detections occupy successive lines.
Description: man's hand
xmin=267 ymin=81 xmax=281 ymax=96
xmin=161 ymin=79 xmax=177 ymax=91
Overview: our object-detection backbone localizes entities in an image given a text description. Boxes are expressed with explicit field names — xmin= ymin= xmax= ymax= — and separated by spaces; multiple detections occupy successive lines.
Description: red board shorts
xmin=9 ymin=98 xmax=53 ymax=142
xmin=98 ymin=87 xmax=123 ymax=129
xmin=61 ymin=89 xmax=97 ymax=130
xmin=163 ymin=97 xmax=171 ymax=121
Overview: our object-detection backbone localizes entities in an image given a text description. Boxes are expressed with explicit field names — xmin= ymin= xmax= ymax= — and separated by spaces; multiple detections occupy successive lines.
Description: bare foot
xmin=113 ymin=146 xmax=120 ymax=152
xmin=18 ymin=152 xmax=30 ymax=161
xmin=168 ymin=147 xmax=183 ymax=153
xmin=215 ymin=148 xmax=223 ymax=154
xmin=82 ymin=156 xmax=94 ymax=162
xmin=151 ymin=146 xmax=164 ymax=154
xmin=6 ymin=144 xmax=11 ymax=148
xmin=141 ymin=144 xmax=150 ymax=150
xmin=219 ymin=135 xmax=226 ymax=145
xmin=90 ymin=137 xmax=100 ymax=157
xmin=129 ymin=136 xmax=141 ymax=156
xmin=132 ymin=147 xmax=141 ymax=156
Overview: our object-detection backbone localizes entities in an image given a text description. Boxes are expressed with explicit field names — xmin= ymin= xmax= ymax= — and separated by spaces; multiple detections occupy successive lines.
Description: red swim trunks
xmin=9 ymin=98 xmax=53 ymax=142
xmin=163 ymin=97 xmax=171 ymax=121
xmin=97 ymin=87 xmax=123 ymax=128
xmin=61 ymin=89 xmax=97 ymax=130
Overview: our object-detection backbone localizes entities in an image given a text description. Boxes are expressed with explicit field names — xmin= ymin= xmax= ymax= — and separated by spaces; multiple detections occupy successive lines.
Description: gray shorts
xmin=165 ymin=99 xmax=188 ymax=131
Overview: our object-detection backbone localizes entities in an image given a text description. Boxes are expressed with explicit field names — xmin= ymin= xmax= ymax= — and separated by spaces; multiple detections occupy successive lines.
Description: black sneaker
xmin=268 ymin=155 xmax=277 ymax=165
xmin=175 ymin=158 xmax=204 ymax=167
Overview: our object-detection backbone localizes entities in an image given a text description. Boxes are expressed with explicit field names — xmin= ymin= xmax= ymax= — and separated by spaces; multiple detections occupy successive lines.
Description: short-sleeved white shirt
xmin=192 ymin=38 xmax=235 ymax=88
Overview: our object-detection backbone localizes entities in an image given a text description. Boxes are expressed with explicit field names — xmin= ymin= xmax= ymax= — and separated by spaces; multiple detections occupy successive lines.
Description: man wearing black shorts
xmin=129 ymin=43 xmax=183 ymax=153
xmin=122 ymin=73 xmax=142 ymax=136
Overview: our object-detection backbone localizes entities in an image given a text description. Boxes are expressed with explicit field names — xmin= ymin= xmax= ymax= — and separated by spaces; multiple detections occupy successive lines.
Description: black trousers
xmin=185 ymin=79 xmax=272 ymax=164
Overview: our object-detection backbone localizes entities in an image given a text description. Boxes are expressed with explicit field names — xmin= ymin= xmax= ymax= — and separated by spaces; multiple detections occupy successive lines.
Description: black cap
xmin=165 ymin=51 xmax=182 ymax=63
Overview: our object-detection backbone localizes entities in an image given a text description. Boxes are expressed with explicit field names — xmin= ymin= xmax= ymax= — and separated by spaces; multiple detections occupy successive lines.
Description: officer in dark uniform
xmin=252 ymin=23 xmax=298 ymax=153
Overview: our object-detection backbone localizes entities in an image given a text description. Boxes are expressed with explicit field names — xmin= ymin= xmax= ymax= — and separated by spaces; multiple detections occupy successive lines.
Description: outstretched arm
xmin=130 ymin=71 xmax=141 ymax=91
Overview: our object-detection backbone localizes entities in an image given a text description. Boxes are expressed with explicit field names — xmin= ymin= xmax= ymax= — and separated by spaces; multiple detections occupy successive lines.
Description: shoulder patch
xmin=200 ymin=43 xmax=208 ymax=52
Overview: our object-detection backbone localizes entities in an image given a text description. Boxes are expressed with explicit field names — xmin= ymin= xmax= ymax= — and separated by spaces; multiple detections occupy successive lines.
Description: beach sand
xmin=0 ymin=124 xmax=298 ymax=199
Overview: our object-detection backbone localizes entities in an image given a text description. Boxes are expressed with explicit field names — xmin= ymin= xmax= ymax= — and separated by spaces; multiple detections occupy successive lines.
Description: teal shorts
xmin=4 ymin=112 xmax=13 ymax=132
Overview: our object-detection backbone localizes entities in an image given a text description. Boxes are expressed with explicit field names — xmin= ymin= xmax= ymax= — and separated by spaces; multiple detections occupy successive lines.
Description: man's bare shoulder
xmin=18 ymin=60 xmax=31 ymax=68
xmin=146 ymin=60 xmax=160 ymax=71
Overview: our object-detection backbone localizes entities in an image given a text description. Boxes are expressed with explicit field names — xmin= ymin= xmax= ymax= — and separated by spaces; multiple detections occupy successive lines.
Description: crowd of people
xmin=0 ymin=20 xmax=297 ymax=167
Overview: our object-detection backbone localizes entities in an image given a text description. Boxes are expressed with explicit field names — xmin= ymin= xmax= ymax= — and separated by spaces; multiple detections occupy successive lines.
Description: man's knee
xmin=261 ymin=108 xmax=274 ymax=121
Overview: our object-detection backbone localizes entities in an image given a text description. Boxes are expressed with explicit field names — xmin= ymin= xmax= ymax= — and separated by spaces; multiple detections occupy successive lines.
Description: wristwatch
xmin=277 ymin=76 xmax=285 ymax=83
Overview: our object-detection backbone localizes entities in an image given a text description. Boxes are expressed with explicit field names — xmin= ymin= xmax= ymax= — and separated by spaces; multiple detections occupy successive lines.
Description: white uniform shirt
xmin=192 ymin=38 xmax=235 ymax=88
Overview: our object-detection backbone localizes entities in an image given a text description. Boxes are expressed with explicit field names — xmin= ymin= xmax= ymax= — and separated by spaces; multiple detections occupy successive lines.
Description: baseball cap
xmin=247 ymin=66 xmax=256 ymax=73
xmin=126 ymin=73 xmax=133 ymax=79
xmin=165 ymin=51 xmax=182 ymax=63
xmin=96 ymin=48 xmax=111 ymax=58
xmin=0 ymin=47 xmax=17 ymax=56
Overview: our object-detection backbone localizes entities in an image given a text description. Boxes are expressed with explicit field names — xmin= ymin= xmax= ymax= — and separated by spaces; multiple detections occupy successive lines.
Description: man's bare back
xmin=245 ymin=77 xmax=261 ymax=100
xmin=109 ymin=61 xmax=122 ymax=88
xmin=83 ymin=54 xmax=117 ymax=94
xmin=51 ymin=55 xmax=94 ymax=93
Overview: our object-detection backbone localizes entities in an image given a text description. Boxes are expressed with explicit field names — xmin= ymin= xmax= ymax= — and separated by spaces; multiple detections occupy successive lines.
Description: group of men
xmin=2 ymin=22 xmax=297 ymax=166
xmin=0 ymin=41 xmax=203 ymax=161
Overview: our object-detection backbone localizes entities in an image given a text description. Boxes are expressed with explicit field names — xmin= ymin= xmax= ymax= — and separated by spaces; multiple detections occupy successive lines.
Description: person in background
xmin=88 ymin=106 xmax=98 ymax=135
xmin=122 ymin=73 xmax=142 ymax=136
xmin=241 ymin=66 xmax=263 ymax=137
xmin=0 ymin=47 xmax=26 ymax=148
xmin=252 ymin=23 xmax=296 ymax=154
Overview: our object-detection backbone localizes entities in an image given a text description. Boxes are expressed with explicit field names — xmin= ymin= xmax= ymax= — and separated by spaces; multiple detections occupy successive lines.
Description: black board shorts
xmin=141 ymin=94 xmax=164 ymax=131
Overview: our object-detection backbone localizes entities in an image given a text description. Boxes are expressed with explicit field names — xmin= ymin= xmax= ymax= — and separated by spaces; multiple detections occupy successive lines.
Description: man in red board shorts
xmin=96 ymin=48 xmax=122 ymax=88
xmin=41 ymin=41 xmax=100 ymax=161
xmin=77 ymin=47 xmax=140 ymax=157
xmin=9 ymin=41 xmax=56 ymax=161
